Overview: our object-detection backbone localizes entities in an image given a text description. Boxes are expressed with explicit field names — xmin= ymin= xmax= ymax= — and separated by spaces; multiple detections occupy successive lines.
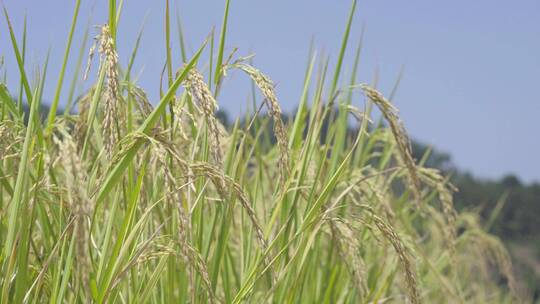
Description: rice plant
xmin=0 ymin=0 xmax=526 ymax=303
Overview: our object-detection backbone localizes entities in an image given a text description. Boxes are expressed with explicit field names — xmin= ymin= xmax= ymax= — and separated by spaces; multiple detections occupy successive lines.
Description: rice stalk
xmin=97 ymin=24 xmax=122 ymax=158
xmin=230 ymin=62 xmax=290 ymax=186
xmin=327 ymin=217 xmax=367 ymax=295
xmin=418 ymin=167 xmax=458 ymax=265
xmin=359 ymin=205 xmax=421 ymax=304
xmin=52 ymin=129 xmax=92 ymax=287
xmin=359 ymin=84 xmax=422 ymax=206
xmin=183 ymin=69 xmax=223 ymax=166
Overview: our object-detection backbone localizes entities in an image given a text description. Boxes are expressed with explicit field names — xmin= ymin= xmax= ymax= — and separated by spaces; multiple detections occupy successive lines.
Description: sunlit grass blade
xmin=2 ymin=6 xmax=32 ymax=102
xmin=213 ymin=0 xmax=230 ymax=88
xmin=45 ymin=0 xmax=81 ymax=135
xmin=329 ymin=0 xmax=357 ymax=97
xmin=64 ymin=19 xmax=90 ymax=115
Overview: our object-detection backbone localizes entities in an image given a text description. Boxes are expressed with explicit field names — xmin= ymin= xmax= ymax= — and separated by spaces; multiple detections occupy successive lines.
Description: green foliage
xmin=0 ymin=1 xmax=527 ymax=303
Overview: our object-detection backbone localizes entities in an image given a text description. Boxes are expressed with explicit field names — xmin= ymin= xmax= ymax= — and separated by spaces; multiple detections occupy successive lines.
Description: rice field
xmin=0 ymin=0 xmax=526 ymax=303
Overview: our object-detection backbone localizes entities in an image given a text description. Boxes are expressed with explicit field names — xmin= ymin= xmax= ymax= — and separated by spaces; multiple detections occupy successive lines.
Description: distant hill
xmin=19 ymin=101 xmax=59 ymax=124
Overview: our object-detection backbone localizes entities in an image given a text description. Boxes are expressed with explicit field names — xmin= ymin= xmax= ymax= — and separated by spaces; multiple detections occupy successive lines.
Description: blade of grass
xmin=3 ymin=6 xmax=33 ymax=103
xmin=64 ymin=19 xmax=90 ymax=115
xmin=109 ymin=0 xmax=117 ymax=41
xmin=329 ymin=0 xmax=357 ymax=97
xmin=2 ymin=84 xmax=40 ymax=299
xmin=176 ymin=9 xmax=188 ymax=63
xmin=45 ymin=0 xmax=81 ymax=135
xmin=213 ymin=0 xmax=230 ymax=87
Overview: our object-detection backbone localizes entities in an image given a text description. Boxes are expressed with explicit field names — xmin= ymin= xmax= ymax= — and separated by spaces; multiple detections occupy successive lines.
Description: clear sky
xmin=1 ymin=0 xmax=539 ymax=182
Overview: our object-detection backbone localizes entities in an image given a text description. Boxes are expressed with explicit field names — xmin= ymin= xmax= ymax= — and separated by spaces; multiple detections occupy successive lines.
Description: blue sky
xmin=1 ymin=0 xmax=539 ymax=182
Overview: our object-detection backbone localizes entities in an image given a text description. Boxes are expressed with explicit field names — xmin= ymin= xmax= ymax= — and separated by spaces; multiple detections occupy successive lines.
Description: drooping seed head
xmin=360 ymin=84 xmax=422 ymax=207
xmin=97 ymin=25 xmax=121 ymax=158
xmin=233 ymin=63 xmax=290 ymax=185
xmin=184 ymin=69 xmax=223 ymax=166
